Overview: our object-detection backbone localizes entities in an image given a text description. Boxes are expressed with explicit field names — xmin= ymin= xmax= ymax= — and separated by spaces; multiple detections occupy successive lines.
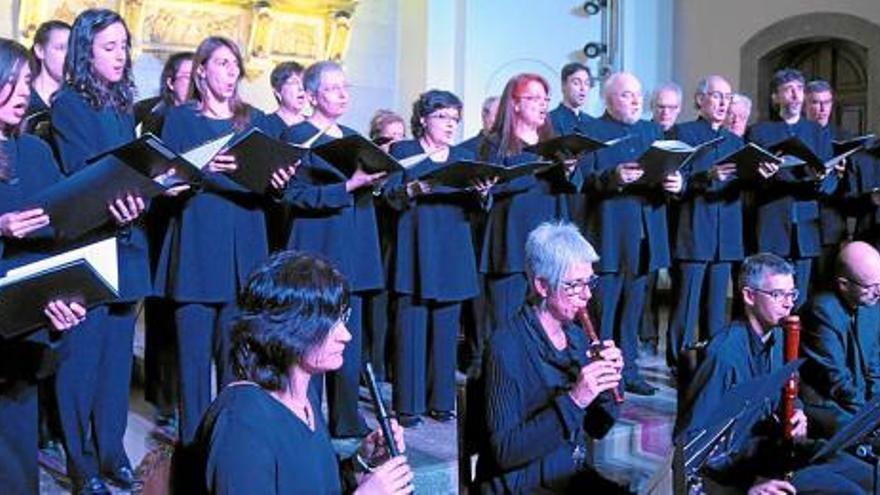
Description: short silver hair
xmin=650 ymin=81 xmax=682 ymax=109
xmin=525 ymin=221 xmax=599 ymax=291
xmin=729 ymin=92 xmax=752 ymax=112
xmin=303 ymin=60 xmax=343 ymax=94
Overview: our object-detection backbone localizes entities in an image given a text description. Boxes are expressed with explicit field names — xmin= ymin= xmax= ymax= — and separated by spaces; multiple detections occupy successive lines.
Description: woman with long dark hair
xmin=49 ymin=9 xmax=148 ymax=493
xmin=155 ymin=35 xmax=294 ymax=446
xmin=384 ymin=89 xmax=490 ymax=426
xmin=0 ymin=37 xmax=86 ymax=495
xmin=184 ymin=251 xmax=413 ymax=494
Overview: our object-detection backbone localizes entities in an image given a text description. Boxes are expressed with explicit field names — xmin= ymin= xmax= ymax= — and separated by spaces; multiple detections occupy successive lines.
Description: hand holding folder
xmin=637 ymin=137 xmax=724 ymax=185
xmin=0 ymin=238 xmax=118 ymax=339
xmin=0 ymin=208 xmax=50 ymax=239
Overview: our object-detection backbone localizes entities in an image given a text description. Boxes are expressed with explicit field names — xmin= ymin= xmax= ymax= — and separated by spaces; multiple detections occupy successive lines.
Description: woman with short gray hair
xmin=474 ymin=221 xmax=630 ymax=493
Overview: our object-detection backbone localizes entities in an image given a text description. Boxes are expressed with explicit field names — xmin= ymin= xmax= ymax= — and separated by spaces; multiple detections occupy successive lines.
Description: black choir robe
xmin=154 ymin=103 xmax=270 ymax=302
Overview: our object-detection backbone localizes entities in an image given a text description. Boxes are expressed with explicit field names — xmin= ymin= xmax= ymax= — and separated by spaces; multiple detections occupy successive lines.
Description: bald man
xmin=800 ymin=241 xmax=880 ymax=438
xmin=582 ymin=72 xmax=681 ymax=395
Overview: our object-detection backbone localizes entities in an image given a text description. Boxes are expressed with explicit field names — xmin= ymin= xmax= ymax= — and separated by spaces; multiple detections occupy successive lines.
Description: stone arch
xmin=740 ymin=12 xmax=880 ymax=131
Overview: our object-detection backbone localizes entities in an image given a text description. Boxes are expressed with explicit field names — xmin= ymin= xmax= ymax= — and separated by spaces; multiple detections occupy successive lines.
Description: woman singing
xmin=155 ymin=35 xmax=294 ymax=445
xmin=0 ymin=37 xmax=86 ymax=495
xmin=479 ymin=73 xmax=588 ymax=331
xmin=50 ymin=9 xmax=149 ymax=492
xmin=384 ymin=89 xmax=490 ymax=426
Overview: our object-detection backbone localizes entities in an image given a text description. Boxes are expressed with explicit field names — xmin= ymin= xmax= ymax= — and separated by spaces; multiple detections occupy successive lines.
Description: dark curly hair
xmin=410 ymin=89 xmax=462 ymax=139
xmin=0 ymin=38 xmax=32 ymax=181
xmin=232 ymin=251 xmax=350 ymax=391
xmin=64 ymin=9 xmax=135 ymax=112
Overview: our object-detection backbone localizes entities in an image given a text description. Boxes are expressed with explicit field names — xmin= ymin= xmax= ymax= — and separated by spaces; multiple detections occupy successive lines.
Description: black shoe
xmin=624 ymin=379 xmax=657 ymax=396
xmin=397 ymin=413 xmax=423 ymax=428
xmin=73 ymin=476 xmax=111 ymax=495
xmin=332 ymin=423 xmax=372 ymax=439
xmin=103 ymin=465 xmax=143 ymax=491
xmin=428 ymin=410 xmax=456 ymax=422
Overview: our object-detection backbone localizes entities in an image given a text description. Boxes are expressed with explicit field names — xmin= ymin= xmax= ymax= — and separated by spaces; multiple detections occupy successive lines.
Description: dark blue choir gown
xmin=385 ymin=140 xmax=483 ymax=416
xmin=155 ymin=103 xmax=271 ymax=444
xmin=282 ymin=120 xmax=383 ymax=437
xmin=50 ymin=86 xmax=150 ymax=482
xmin=0 ymin=135 xmax=64 ymax=495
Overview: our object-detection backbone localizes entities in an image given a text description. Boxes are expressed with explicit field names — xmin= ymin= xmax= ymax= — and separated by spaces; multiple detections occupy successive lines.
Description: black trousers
xmin=0 ymin=378 xmax=38 ymax=495
xmin=174 ymin=302 xmax=237 ymax=445
xmin=55 ymin=303 xmax=135 ymax=481
xmin=393 ymin=295 xmax=460 ymax=415
xmin=144 ymin=297 xmax=178 ymax=416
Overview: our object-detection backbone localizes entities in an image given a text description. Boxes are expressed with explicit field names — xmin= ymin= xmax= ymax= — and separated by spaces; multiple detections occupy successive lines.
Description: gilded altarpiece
xmin=15 ymin=0 xmax=358 ymax=78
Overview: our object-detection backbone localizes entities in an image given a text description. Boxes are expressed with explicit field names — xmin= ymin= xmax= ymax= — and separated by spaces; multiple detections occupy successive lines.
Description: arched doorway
xmin=763 ymin=39 xmax=868 ymax=134
xmin=740 ymin=12 xmax=880 ymax=133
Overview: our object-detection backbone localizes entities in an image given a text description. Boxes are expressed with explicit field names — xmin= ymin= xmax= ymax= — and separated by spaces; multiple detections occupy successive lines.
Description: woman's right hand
xmin=569 ymin=359 xmax=622 ymax=408
xmin=206 ymin=153 xmax=238 ymax=173
xmin=354 ymin=456 xmax=414 ymax=495
xmin=0 ymin=208 xmax=50 ymax=239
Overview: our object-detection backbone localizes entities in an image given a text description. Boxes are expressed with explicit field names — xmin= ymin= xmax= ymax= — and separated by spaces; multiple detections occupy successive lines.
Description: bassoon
xmin=575 ymin=309 xmax=624 ymax=404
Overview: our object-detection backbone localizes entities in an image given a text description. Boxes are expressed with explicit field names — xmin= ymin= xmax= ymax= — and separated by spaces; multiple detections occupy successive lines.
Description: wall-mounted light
xmin=582 ymin=0 xmax=608 ymax=16
xmin=583 ymin=42 xmax=607 ymax=59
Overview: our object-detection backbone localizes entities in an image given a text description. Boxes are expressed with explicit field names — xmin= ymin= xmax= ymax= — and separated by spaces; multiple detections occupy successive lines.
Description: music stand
xmin=680 ymin=359 xmax=805 ymax=493
xmin=809 ymin=394 xmax=880 ymax=495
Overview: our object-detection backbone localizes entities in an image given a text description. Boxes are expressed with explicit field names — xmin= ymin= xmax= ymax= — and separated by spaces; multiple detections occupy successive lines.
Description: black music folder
xmin=414 ymin=160 xmax=550 ymax=189
xmin=311 ymin=134 xmax=404 ymax=178
xmin=0 ymin=238 xmax=118 ymax=339
xmin=27 ymin=133 xmax=232 ymax=240
xmin=95 ymin=132 xmax=211 ymax=188
xmin=770 ymin=136 xmax=862 ymax=176
xmin=525 ymin=133 xmax=629 ymax=158
xmin=223 ymin=128 xmax=307 ymax=194
xmin=832 ymin=133 xmax=876 ymax=156
xmin=716 ymin=142 xmax=784 ymax=181
xmin=638 ymin=137 xmax=724 ymax=185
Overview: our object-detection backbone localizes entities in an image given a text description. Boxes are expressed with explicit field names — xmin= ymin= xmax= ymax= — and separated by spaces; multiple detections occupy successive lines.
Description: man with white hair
xmin=667 ymin=75 xmax=745 ymax=371
xmin=650 ymin=82 xmax=682 ymax=139
xmin=724 ymin=93 xmax=752 ymax=137
xmin=582 ymin=72 xmax=682 ymax=395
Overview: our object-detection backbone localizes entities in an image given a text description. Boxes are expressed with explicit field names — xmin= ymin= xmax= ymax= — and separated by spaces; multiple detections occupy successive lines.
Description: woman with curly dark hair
xmin=185 ymin=251 xmax=414 ymax=495
xmin=49 ymin=8 xmax=149 ymax=493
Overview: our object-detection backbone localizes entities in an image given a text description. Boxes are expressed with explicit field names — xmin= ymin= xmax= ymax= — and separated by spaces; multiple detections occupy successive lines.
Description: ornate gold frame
xmin=15 ymin=0 xmax=358 ymax=78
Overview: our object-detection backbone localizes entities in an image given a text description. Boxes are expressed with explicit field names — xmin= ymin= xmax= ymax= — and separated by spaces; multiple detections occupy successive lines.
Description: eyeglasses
xmin=560 ymin=275 xmax=600 ymax=297
xmin=517 ymin=95 xmax=551 ymax=104
xmin=704 ymin=91 xmax=733 ymax=102
xmin=750 ymin=287 xmax=799 ymax=303
xmin=428 ymin=113 xmax=461 ymax=123
xmin=843 ymin=277 xmax=880 ymax=294
xmin=338 ymin=306 xmax=352 ymax=325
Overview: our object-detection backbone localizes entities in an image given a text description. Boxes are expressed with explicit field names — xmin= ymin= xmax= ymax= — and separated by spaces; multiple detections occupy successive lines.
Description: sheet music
xmin=1 ymin=237 xmax=119 ymax=292
xmin=181 ymin=132 xmax=236 ymax=169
